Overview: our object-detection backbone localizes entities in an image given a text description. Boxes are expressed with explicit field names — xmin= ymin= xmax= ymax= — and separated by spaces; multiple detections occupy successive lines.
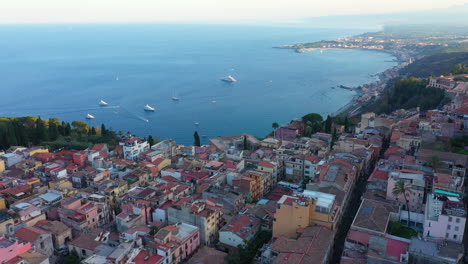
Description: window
xmin=448 ymin=225 xmax=451 ymax=230
xmin=456 ymin=218 xmax=460 ymax=223
xmin=428 ymin=222 xmax=431 ymax=227
xmin=449 ymin=216 xmax=453 ymax=222
xmin=446 ymin=233 xmax=449 ymax=238
xmin=455 ymin=226 xmax=459 ymax=231
xmin=40 ymin=242 xmax=44 ymax=249
xmin=453 ymin=234 xmax=458 ymax=239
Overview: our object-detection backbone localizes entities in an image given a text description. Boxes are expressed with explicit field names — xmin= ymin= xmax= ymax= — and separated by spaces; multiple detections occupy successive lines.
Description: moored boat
xmin=221 ymin=75 xmax=237 ymax=83
xmin=144 ymin=104 xmax=155 ymax=112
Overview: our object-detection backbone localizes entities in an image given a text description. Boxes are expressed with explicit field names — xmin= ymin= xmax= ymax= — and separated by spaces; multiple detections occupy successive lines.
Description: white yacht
xmin=144 ymin=104 xmax=155 ymax=112
xmin=194 ymin=122 xmax=199 ymax=126
xmin=211 ymin=100 xmax=217 ymax=104
xmin=172 ymin=96 xmax=180 ymax=101
xmin=99 ymin=100 xmax=108 ymax=106
xmin=86 ymin=114 xmax=95 ymax=119
xmin=221 ymin=75 xmax=237 ymax=83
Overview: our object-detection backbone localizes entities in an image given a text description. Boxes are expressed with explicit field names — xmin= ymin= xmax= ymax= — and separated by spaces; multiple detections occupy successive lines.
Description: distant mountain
xmin=298 ymin=4 xmax=468 ymax=28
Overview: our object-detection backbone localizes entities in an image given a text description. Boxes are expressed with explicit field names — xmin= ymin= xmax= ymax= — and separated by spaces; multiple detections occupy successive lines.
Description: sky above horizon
xmin=1 ymin=0 xmax=468 ymax=24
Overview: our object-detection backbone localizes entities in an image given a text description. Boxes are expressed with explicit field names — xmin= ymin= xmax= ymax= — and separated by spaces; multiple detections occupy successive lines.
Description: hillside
xmin=366 ymin=78 xmax=447 ymax=114
xmin=399 ymin=52 xmax=468 ymax=77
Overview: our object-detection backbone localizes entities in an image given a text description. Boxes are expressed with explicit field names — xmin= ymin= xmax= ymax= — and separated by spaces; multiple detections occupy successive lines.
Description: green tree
xmin=101 ymin=124 xmax=107 ymax=136
xmin=451 ymin=64 xmax=468 ymax=75
xmin=148 ymin=135 xmax=155 ymax=146
xmin=64 ymin=249 xmax=81 ymax=264
xmin=302 ymin=113 xmax=323 ymax=136
xmin=72 ymin=121 xmax=90 ymax=135
xmin=64 ymin=122 xmax=72 ymax=136
xmin=272 ymin=121 xmax=280 ymax=137
xmin=324 ymin=115 xmax=332 ymax=133
xmin=91 ymin=127 xmax=97 ymax=135
xmin=194 ymin=131 xmax=201 ymax=147
xmin=429 ymin=155 xmax=441 ymax=171
xmin=393 ymin=181 xmax=412 ymax=227
xmin=48 ymin=118 xmax=60 ymax=141
xmin=344 ymin=116 xmax=349 ymax=132
xmin=35 ymin=117 xmax=47 ymax=143
xmin=149 ymin=226 xmax=159 ymax=235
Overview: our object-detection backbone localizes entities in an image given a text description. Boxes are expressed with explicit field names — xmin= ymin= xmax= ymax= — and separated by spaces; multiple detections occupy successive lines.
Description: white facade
xmin=152 ymin=208 xmax=167 ymax=223
xmin=219 ymin=231 xmax=245 ymax=248
xmin=161 ymin=169 xmax=182 ymax=180
xmin=121 ymin=138 xmax=150 ymax=161
xmin=304 ymin=159 xmax=318 ymax=180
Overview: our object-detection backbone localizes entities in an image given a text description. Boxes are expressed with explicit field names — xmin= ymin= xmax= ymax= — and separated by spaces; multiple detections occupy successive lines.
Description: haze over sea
xmin=0 ymin=24 xmax=396 ymax=145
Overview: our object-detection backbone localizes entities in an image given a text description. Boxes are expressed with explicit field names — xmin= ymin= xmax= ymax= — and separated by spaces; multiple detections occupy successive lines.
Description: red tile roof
xmin=370 ymin=170 xmax=389 ymax=181
xmin=220 ymin=214 xmax=261 ymax=240
xmin=15 ymin=227 xmax=48 ymax=243
xmin=258 ymin=161 xmax=275 ymax=168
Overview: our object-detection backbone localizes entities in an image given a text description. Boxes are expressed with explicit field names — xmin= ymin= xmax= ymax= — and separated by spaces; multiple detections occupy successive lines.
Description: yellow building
xmin=0 ymin=160 xmax=4 ymax=173
xmin=49 ymin=179 xmax=74 ymax=195
xmin=28 ymin=147 xmax=49 ymax=157
xmin=273 ymin=191 xmax=338 ymax=238
xmin=154 ymin=158 xmax=171 ymax=170
xmin=0 ymin=197 xmax=6 ymax=210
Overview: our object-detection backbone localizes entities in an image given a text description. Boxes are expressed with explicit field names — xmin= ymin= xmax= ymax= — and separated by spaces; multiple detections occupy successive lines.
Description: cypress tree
xmin=65 ymin=122 xmax=71 ymax=136
xmin=101 ymin=124 xmax=107 ymax=136
xmin=35 ymin=117 xmax=47 ymax=143
xmin=148 ymin=135 xmax=155 ymax=146
xmin=194 ymin=131 xmax=201 ymax=147
xmin=325 ymin=115 xmax=332 ymax=133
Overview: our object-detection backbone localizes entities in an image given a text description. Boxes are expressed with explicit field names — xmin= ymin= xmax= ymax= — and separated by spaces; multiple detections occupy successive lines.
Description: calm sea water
xmin=0 ymin=24 xmax=396 ymax=145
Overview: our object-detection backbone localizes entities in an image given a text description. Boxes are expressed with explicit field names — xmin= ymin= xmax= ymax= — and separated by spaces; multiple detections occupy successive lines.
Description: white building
xmin=120 ymin=137 xmax=150 ymax=161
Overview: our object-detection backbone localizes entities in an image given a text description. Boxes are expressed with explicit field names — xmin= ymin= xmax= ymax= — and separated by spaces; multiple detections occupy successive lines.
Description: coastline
xmin=275 ymin=45 xmax=412 ymax=118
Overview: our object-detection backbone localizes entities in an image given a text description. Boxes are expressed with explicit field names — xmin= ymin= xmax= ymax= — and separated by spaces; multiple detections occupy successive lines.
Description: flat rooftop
xmin=352 ymin=198 xmax=399 ymax=234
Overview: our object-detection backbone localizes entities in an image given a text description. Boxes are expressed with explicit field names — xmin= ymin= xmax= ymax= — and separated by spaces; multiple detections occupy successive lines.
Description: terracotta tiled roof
xmin=15 ymin=227 xmax=48 ymax=243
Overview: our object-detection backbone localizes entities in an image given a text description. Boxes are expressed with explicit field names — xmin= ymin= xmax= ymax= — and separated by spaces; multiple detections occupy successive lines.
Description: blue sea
xmin=0 ymin=24 xmax=396 ymax=145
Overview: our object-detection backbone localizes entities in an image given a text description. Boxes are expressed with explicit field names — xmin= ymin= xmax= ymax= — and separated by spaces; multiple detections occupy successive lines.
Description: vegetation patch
xmin=388 ymin=221 xmax=418 ymax=239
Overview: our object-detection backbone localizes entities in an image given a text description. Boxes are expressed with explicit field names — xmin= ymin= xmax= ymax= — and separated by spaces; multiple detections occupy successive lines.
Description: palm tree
xmin=393 ymin=180 xmax=412 ymax=227
xmin=272 ymin=122 xmax=279 ymax=137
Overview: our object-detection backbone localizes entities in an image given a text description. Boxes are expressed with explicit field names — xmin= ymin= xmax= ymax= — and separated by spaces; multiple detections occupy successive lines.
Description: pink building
xmin=58 ymin=196 xmax=111 ymax=234
xmin=424 ymin=193 xmax=466 ymax=243
xmin=386 ymin=169 xmax=426 ymax=213
xmin=116 ymin=200 xmax=152 ymax=233
xmin=0 ymin=236 xmax=31 ymax=263
xmin=152 ymin=222 xmax=200 ymax=263
xmin=275 ymin=127 xmax=298 ymax=142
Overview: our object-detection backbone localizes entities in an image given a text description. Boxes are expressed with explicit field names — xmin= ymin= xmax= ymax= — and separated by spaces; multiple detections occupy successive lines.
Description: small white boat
xmin=211 ymin=100 xmax=217 ymax=104
xmin=86 ymin=114 xmax=95 ymax=119
xmin=99 ymin=100 xmax=108 ymax=106
xmin=144 ymin=104 xmax=155 ymax=112
xmin=194 ymin=122 xmax=199 ymax=126
xmin=172 ymin=96 xmax=180 ymax=101
xmin=221 ymin=75 xmax=237 ymax=83
xmin=116 ymin=76 xmax=119 ymax=81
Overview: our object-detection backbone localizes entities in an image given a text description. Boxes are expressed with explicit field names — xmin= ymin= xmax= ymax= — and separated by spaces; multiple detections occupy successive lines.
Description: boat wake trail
xmin=119 ymin=106 xmax=150 ymax=123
